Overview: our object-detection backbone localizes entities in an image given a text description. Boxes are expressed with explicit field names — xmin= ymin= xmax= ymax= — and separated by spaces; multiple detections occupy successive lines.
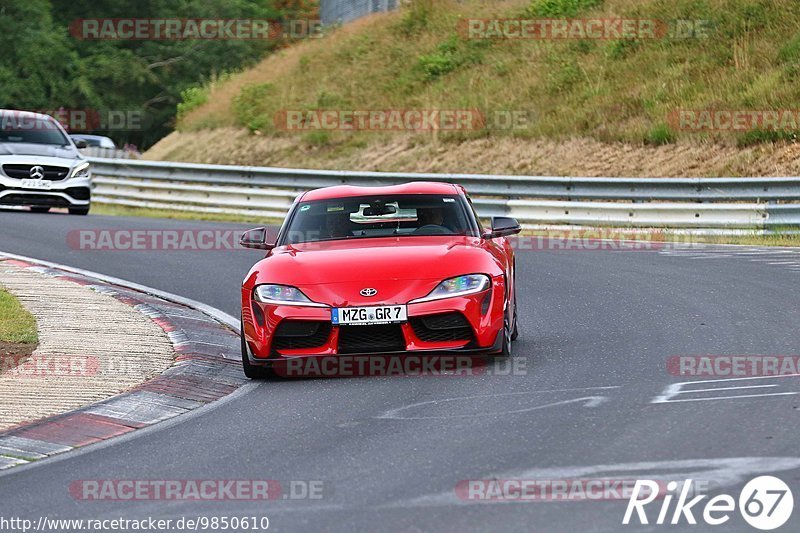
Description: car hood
xmin=0 ymin=142 xmax=80 ymax=159
xmin=247 ymin=236 xmax=502 ymax=306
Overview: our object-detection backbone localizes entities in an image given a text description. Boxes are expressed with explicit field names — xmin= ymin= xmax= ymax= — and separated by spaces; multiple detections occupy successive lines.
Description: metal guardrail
xmin=80 ymin=147 xmax=140 ymax=159
xmin=87 ymin=157 xmax=800 ymax=231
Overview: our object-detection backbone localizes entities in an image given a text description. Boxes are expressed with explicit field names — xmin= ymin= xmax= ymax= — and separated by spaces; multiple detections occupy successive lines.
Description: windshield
xmin=0 ymin=114 xmax=69 ymax=145
xmin=73 ymin=136 xmax=101 ymax=147
xmin=282 ymin=194 xmax=477 ymax=245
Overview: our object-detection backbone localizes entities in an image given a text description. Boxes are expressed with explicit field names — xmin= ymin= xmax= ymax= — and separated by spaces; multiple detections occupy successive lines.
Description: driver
xmin=324 ymin=211 xmax=351 ymax=239
xmin=416 ymin=207 xmax=445 ymax=228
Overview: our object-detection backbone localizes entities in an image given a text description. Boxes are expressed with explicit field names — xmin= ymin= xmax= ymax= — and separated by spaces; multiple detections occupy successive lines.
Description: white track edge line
xmin=0 ymin=250 xmax=239 ymax=331
xmin=0 ymin=249 xmax=254 ymax=477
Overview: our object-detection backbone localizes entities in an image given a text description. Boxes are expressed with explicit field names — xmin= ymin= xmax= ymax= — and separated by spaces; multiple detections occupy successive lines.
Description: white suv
xmin=0 ymin=109 xmax=91 ymax=215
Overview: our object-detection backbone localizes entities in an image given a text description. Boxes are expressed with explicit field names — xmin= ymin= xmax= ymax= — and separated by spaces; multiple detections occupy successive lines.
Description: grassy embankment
xmin=167 ymin=0 xmax=800 ymax=163
xmin=94 ymin=0 xmax=800 ymax=245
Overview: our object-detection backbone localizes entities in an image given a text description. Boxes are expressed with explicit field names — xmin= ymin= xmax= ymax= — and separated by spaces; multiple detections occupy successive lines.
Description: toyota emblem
xmin=360 ymin=288 xmax=378 ymax=297
xmin=29 ymin=166 xmax=45 ymax=180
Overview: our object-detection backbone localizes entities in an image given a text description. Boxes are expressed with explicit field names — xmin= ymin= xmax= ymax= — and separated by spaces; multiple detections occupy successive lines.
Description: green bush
xmin=304 ymin=131 xmax=331 ymax=146
xmin=545 ymin=53 xmax=583 ymax=93
xmin=778 ymin=32 xmax=800 ymax=78
xmin=417 ymin=35 xmax=489 ymax=82
xmin=316 ymin=90 xmax=346 ymax=108
xmin=737 ymin=129 xmax=799 ymax=147
xmin=396 ymin=0 xmax=434 ymax=36
xmin=417 ymin=53 xmax=458 ymax=80
xmin=176 ymin=86 xmax=208 ymax=121
xmin=608 ymin=39 xmax=642 ymax=61
xmin=232 ymin=83 xmax=276 ymax=133
xmin=646 ymin=123 xmax=676 ymax=145
xmin=526 ymin=0 xmax=603 ymax=17
xmin=778 ymin=33 xmax=800 ymax=62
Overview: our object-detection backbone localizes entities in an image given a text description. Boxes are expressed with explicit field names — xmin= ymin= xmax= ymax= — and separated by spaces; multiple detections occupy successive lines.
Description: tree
xmin=0 ymin=0 xmax=317 ymax=148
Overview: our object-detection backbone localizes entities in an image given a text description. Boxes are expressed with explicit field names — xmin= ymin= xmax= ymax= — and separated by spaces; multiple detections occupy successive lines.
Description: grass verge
xmin=0 ymin=289 xmax=37 ymax=345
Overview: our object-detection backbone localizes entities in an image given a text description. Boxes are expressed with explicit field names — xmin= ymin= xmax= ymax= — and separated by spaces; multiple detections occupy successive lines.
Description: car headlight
xmin=253 ymin=284 xmax=327 ymax=307
xmin=70 ymin=162 xmax=91 ymax=178
xmin=411 ymin=274 xmax=490 ymax=303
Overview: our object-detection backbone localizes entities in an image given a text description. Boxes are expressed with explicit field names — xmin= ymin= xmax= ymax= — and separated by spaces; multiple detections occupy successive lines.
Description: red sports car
xmin=239 ymin=182 xmax=521 ymax=378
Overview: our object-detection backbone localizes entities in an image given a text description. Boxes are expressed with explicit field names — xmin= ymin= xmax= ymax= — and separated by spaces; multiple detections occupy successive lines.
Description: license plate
xmin=20 ymin=179 xmax=51 ymax=190
xmin=332 ymin=305 xmax=407 ymax=326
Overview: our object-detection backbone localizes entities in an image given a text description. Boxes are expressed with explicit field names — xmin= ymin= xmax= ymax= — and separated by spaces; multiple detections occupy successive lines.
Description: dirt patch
xmin=0 ymin=341 xmax=36 ymax=376
xmin=145 ymin=129 xmax=800 ymax=178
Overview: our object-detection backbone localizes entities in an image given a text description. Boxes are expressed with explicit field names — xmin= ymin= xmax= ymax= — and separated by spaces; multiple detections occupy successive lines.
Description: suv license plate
xmin=20 ymin=179 xmax=52 ymax=190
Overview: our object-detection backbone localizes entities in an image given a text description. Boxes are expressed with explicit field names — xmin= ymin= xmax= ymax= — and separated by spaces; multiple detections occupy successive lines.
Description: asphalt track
xmin=1 ymin=209 xmax=799 ymax=532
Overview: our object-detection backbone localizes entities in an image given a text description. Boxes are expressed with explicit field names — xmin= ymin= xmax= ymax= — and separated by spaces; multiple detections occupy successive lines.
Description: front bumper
xmin=242 ymin=277 xmax=506 ymax=365
xmin=0 ymin=176 xmax=91 ymax=208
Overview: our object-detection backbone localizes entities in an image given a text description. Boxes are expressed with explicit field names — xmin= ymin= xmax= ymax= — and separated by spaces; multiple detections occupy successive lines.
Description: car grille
xmin=0 ymin=194 xmax=70 ymax=207
xmin=338 ymin=324 xmax=406 ymax=354
xmin=410 ymin=313 xmax=474 ymax=343
xmin=3 ymin=164 xmax=70 ymax=181
xmin=272 ymin=320 xmax=332 ymax=351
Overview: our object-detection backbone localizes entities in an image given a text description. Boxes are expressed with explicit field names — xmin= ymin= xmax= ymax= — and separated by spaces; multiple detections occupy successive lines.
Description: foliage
xmin=525 ymin=0 xmax=603 ymax=17
xmin=0 ymin=0 xmax=316 ymax=148
xmin=233 ymin=83 xmax=277 ymax=133
xmin=179 ymin=0 xmax=800 ymax=147
xmin=0 ymin=289 xmax=37 ymax=345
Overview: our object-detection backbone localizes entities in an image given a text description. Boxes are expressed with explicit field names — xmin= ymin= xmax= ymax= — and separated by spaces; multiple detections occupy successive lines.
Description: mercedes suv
xmin=0 ymin=109 xmax=91 ymax=215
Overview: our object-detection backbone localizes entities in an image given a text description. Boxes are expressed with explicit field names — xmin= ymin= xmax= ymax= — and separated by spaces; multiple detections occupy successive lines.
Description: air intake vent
xmin=338 ymin=324 xmax=405 ymax=354
xmin=410 ymin=313 xmax=473 ymax=343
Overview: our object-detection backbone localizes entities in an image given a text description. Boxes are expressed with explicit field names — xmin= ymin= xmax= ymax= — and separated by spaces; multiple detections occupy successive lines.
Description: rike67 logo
xmin=624 ymin=476 xmax=793 ymax=530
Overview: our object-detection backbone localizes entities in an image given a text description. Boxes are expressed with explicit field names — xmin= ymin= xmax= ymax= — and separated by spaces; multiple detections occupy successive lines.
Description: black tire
xmin=68 ymin=206 xmax=90 ymax=216
xmin=500 ymin=317 xmax=513 ymax=357
xmin=30 ymin=207 xmax=50 ymax=213
xmin=510 ymin=269 xmax=519 ymax=341
xmin=511 ymin=309 xmax=519 ymax=341
xmin=240 ymin=321 xmax=273 ymax=379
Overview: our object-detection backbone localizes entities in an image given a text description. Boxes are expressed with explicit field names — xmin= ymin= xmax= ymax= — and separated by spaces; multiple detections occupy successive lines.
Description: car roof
xmin=0 ymin=109 xmax=56 ymax=121
xmin=71 ymin=134 xmax=112 ymax=141
xmin=301 ymin=181 xmax=462 ymax=202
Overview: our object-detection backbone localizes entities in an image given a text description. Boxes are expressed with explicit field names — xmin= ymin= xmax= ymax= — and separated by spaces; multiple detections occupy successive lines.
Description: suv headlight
xmin=411 ymin=274 xmax=490 ymax=303
xmin=70 ymin=162 xmax=91 ymax=178
xmin=253 ymin=284 xmax=327 ymax=307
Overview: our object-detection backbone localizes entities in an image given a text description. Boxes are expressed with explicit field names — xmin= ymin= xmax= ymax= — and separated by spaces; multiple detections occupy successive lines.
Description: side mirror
xmin=240 ymin=227 xmax=275 ymax=250
xmin=74 ymin=139 xmax=88 ymax=149
xmin=483 ymin=217 xmax=521 ymax=239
